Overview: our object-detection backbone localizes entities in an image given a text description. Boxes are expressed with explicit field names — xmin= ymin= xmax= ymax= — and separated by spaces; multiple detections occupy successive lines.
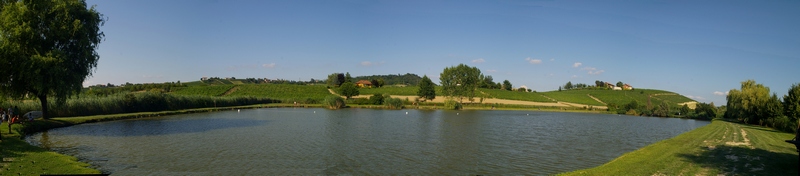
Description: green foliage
xmin=369 ymin=94 xmax=385 ymax=105
xmin=327 ymin=73 xmax=345 ymax=87
xmin=479 ymin=75 xmax=495 ymax=89
xmin=417 ymin=75 xmax=436 ymax=100
xmin=339 ymin=82 xmax=359 ymax=99
xmin=1 ymin=92 xmax=277 ymax=117
xmin=726 ymin=80 xmax=780 ymax=124
xmin=564 ymin=81 xmax=573 ymax=90
xmin=616 ymin=81 xmax=624 ymax=87
xmin=503 ymin=80 xmax=512 ymax=91
xmin=354 ymin=73 xmax=421 ymax=86
xmin=345 ymin=72 xmax=353 ymax=83
xmin=440 ymin=64 xmax=481 ymax=102
xmin=0 ymin=0 xmax=105 ymax=118
xmin=384 ymin=97 xmax=404 ymax=109
xmin=443 ymin=98 xmax=462 ymax=110
xmin=323 ymin=95 xmax=345 ymax=109
xmin=784 ymin=83 xmax=800 ymax=123
xmin=652 ymin=102 xmax=671 ymax=117
xmin=680 ymin=104 xmax=691 ymax=115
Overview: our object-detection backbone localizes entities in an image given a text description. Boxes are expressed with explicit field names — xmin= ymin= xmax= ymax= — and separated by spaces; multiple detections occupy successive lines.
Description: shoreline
xmin=3 ymin=103 xmax=707 ymax=175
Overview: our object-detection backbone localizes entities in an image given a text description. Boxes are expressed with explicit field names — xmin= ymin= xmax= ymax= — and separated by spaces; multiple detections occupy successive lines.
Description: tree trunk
xmin=38 ymin=95 xmax=49 ymax=119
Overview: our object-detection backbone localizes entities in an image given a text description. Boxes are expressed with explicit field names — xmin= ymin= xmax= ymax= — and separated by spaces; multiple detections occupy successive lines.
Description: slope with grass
xmin=224 ymin=84 xmax=331 ymax=102
xmin=170 ymin=85 xmax=236 ymax=96
xmin=560 ymin=120 xmax=798 ymax=175
xmin=544 ymin=89 xmax=696 ymax=108
xmin=540 ymin=90 xmax=608 ymax=106
xmin=478 ymin=88 xmax=555 ymax=102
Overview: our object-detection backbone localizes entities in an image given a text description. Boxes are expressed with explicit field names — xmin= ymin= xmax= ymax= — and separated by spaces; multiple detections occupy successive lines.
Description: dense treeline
xmin=725 ymin=80 xmax=800 ymax=132
xmin=354 ymin=73 xmax=421 ymax=86
xmin=606 ymin=99 xmax=720 ymax=120
xmin=84 ymin=82 xmax=186 ymax=96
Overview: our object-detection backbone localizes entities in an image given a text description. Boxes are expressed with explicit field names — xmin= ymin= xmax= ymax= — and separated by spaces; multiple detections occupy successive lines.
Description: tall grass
xmin=1 ymin=92 xmax=278 ymax=117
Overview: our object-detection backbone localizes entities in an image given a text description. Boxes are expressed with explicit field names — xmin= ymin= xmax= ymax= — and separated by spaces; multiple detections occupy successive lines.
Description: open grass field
xmin=478 ymin=88 xmax=555 ymax=102
xmin=560 ymin=120 xmax=799 ymax=175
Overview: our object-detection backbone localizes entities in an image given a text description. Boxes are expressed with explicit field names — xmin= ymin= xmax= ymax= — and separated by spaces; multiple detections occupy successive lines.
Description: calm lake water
xmin=27 ymin=108 xmax=708 ymax=175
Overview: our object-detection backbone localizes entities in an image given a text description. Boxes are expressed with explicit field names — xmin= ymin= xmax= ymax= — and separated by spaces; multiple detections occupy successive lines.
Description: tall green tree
xmin=725 ymin=80 xmax=779 ymax=124
xmin=480 ymin=75 xmax=495 ymax=89
xmin=503 ymin=80 xmax=512 ymax=91
xmin=564 ymin=81 xmax=573 ymax=90
xmin=327 ymin=73 xmax=341 ymax=87
xmin=417 ymin=75 xmax=436 ymax=101
xmin=339 ymin=82 xmax=359 ymax=99
xmin=616 ymin=81 xmax=624 ymax=87
xmin=345 ymin=72 xmax=353 ymax=83
xmin=0 ymin=0 xmax=105 ymax=118
xmin=439 ymin=64 xmax=481 ymax=103
xmin=785 ymin=84 xmax=800 ymax=123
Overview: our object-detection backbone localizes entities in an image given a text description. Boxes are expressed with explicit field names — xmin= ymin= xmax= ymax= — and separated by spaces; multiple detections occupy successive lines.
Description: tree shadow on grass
xmin=679 ymin=145 xmax=798 ymax=175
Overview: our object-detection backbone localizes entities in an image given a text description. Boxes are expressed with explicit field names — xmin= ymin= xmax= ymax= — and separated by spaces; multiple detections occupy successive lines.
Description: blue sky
xmin=83 ymin=0 xmax=800 ymax=105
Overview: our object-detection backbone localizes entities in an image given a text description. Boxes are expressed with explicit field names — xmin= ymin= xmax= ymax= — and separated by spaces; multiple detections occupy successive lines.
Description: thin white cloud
xmin=581 ymin=67 xmax=605 ymax=75
xmin=486 ymin=69 xmax=498 ymax=73
xmin=573 ymin=62 xmax=582 ymax=68
xmin=472 ymin=58 xmax=486 ymax=63
xmin=360 ymin=61 xmax=385 ymax=67
xmin=550 ymin=58 xmax=555 ymax=61
xmin=525 ymin=57 xmax=542 ymax=64
xmin=262 ymin=63 xmax=276 ymax=68
xmin=546 ymin=73 xmax=554 ymax=77
xmin=571 ymin=75 xmax=578 ymax=78
xmin=713 ymin=91 xmax=728 ymax=96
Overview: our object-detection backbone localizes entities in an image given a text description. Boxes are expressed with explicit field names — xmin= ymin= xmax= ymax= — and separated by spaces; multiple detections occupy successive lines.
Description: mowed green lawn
xmin=560 ymin=120 xmax=799 ymax=175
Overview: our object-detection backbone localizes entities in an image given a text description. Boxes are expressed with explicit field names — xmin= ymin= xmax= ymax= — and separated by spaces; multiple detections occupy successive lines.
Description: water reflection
xmin=27 ymin=108 xmax=708 ymax=175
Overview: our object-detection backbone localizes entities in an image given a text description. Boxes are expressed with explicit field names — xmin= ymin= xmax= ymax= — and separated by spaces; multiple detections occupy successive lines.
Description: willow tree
xmin=0 ymin=0 xmax=105 ymax=118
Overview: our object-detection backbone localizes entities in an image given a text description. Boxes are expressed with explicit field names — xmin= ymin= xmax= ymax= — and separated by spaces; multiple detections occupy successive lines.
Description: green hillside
xmin=542 ymin=89 xmax=695 ymax=107
xmin=170 ymin=79 xmax=696 ymax=110
xmin=223 ymin=84 xmax=331 ymax=102
xmin=479 ymin=88 xmax=555 ymax=102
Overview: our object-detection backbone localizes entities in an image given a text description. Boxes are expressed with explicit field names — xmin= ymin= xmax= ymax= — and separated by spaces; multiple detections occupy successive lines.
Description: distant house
xmin=623 ymin=84 xmax=633 ymax=90
xmin=605 ymin=82 xmax=615 ymax=88
xmin=613 ymin=87 xmax=622 ymax=90
xmin=356 ymin=80 xmax=373 ymax=88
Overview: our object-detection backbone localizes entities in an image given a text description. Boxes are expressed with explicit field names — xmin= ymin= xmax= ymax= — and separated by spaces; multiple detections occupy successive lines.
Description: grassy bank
xmin=0 ymin=103 xmax=308 ymax=175
xmin=560 ymin=120 xmax=799 ymax=175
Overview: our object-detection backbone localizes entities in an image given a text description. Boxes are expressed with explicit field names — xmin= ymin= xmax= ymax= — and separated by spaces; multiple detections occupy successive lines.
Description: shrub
xmin=444 ymin=98 xmax=462 ymax=110
xmin=323 ymin=95 xmax=345 ymax=109
xmin=384 ymin=98 xmax=404 ymax=109
xmin=369 ymin=93 xmax=385 ymax=105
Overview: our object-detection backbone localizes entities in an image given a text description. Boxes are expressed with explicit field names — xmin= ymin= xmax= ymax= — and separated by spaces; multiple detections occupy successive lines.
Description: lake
xmin=26 ymin=108 xmax=709 ymax=175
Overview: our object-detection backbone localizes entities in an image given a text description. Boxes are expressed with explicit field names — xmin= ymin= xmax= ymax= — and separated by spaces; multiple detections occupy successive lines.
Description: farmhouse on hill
xmin=623 ymin=84 xmax=633 ymax=90
xmin=356 ymin=80 xmax=373 ymax=88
